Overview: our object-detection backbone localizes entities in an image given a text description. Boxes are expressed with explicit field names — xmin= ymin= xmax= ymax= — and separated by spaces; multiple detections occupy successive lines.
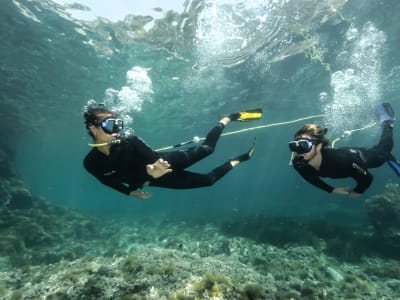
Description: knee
xmin=366 ymin=154 xmax=387 ymax=168
xmin=205 ymin=173 xmax=217 ymax=186
xmin=198 ymin=144 xmax=215 ymax=156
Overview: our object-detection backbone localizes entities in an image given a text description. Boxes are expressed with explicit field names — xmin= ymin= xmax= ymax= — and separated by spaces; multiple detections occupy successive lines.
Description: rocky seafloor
xmin=1 ymin=185 xmax=400 ymax=299
xmin=1 ymin=143 xmax=400 ymax=299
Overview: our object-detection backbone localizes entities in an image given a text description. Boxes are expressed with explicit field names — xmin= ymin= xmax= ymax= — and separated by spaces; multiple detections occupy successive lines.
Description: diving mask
xmin=288 ymin=138 xmax=315 ymax=154
xmin=100 ymin=118 xmax=124 ymax=134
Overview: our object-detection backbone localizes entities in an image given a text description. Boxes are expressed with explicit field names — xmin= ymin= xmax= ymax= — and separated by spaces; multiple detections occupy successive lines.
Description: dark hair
xmin=83 ymin=106 xmax=115 ymax=137
xmin=294 ymin=124 xmax=330 ymax=148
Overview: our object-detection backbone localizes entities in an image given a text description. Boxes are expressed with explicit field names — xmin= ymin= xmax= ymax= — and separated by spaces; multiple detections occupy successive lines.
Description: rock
xmin=9 ymin=188 xmax=33 ymax=209
xmin=325 ymin=266 xmax=344 ymax=282
xmin=365 ymin=184 xmax=400 ymax=230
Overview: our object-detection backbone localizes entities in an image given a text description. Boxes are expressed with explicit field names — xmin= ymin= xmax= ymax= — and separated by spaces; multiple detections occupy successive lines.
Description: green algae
xmin=121 ymin=255 xmax=143 ymax=277
xmin=60 ymin=265 xmax=95 ymax=283
xmin=10 ymin=290 xmax=23 ymax=300
xmin=241 ymin=284 xmax=263 ymax=300
xmin=145 ymin=262 xmax=176 ymax=277
xmin=194 ymin=272 xmax=232 ymax=297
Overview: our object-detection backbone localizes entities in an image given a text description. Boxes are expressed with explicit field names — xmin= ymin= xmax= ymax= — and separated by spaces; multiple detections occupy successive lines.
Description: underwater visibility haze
xmin=1 ymin=0 xmax=400 ymax=298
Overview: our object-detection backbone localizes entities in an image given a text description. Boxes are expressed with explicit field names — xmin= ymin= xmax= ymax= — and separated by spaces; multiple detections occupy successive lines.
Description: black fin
xmin=232 ymin=139 xmax=256 ymax=162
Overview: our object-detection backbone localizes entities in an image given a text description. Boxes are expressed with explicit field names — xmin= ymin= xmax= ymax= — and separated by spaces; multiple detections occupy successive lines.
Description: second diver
xmin=289 ymin=103 xmax=399 ymax=197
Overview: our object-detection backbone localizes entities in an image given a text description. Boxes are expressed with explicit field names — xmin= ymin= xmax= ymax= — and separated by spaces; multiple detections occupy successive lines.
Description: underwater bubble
xmin=102 ymin=66 xmax=153 ymax=125
xmin=86 ymin=99 xmax=97 ymax=107
xmin=336 ymin=50 xmax=349 ymax=67
xmin=117 ymin=87 xmax=142 ymax=110
xmin=126 ymin=67 xmax=152 ymax=91
xmin=345 ymin=27 xmax=359 ymax=41
xmin=344 ymin=68 xmax=355 ymax=76
xmin=324 ymin=22 xmax=386 ymax=135
xmin=194 ymin=0 xmax=282 ymax=68
xmin=319 ymin=92 xmax=328 ymax=102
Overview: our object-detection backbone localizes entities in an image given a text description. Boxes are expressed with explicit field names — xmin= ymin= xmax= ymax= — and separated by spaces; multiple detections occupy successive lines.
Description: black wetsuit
xmin=84 ymin=123 xmax=233 ymax=195
xmin=293 ymin=123 xmax=394 ymax=194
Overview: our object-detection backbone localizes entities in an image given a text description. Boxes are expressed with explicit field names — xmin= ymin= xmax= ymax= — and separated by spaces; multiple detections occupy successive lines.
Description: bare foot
xmin=219 ymin=117 xmax=231 ymax=126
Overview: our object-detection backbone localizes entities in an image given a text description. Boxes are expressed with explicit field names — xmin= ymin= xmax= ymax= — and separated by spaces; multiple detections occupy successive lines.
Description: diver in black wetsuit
xmin=83 ymin=106 xmax=257 ymax=199
xmin=289 ymin=103 xmax=399 ymax=197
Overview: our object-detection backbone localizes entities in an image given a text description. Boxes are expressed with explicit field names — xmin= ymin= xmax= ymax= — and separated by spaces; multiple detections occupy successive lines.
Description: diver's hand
xmin=146 ymin=158 xmax=172 ymax=178
xmin=332 ymin=187 xmax=352 ymax=195
xmin=332 ymin=187 xmax=361 ymax=197
xmin=129 ymin=190 xmax=152 ymax=200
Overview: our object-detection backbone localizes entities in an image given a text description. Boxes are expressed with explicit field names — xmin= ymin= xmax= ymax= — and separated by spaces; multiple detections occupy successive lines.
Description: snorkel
xmin=88 ymin=138 xmax=121 ymax=148
xmin=88 ymin=130 xmax=133 ymax=147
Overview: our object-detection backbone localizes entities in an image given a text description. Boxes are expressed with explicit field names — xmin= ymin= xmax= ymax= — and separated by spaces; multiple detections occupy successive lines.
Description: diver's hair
xmin=83 ymin=106 xmax=115 ymax=137
xmin=294 ymin=124 xmax=330 ymax=148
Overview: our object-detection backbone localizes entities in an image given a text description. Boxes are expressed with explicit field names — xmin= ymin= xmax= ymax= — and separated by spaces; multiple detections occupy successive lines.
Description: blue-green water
xmin=5 ymin=0 xmax=398 ymax=219
xmin=2 ymin=0 xmax=400 ymax=298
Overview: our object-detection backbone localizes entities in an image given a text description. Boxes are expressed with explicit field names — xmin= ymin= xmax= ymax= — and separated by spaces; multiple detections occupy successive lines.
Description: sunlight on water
xmin=102 ymin=66 xmax=153 ymax=126
xmin=194 ymin=0 xmax=282 ymax=68
xmin=12 ymin=0 xmax=41 ymax=23
xmin=322 ymin=22 xmax=386 ymax=135
xmin=193 ymin=0 xmax=347 ymax=71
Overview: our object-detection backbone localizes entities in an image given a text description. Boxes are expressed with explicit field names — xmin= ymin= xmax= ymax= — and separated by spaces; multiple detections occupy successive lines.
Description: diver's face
xmin=296 ymin=134 xmax=320 ymax=160
xmin=90 ymin=114 xmax=118 ymax=142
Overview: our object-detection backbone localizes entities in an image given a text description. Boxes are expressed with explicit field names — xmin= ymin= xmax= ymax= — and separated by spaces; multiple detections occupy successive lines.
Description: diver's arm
xmin=293 ymin=157 xmax=334 ymax=193
xmin=84 ymin=155 xmax=131 ymax=195
xmin=350 ymin=162 xmax=373 ymax=194
xmin=301 ymin=174 xmax=334 ymax=193
xmin=129 ymin=136 xmax=173 ymax=178
xmin=97 ymin=176 xmax=131 ymax=195
xmin=331 ymin=187 xmax=359 ymax=196
xmin=329 ymin=162 xmax=371 ymax=197
xmin=131 ymin=136 xmax=161 ymax=163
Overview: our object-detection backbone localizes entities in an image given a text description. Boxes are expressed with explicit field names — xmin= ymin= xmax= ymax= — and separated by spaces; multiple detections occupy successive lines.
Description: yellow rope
xmin=331 ymin=122 xmax=377 ymax=148
xmin=221 ymin=114 xmax=327 ymax=136
xmin=89 ymin=115 xmax=377 ymax=152
xmin=155 ymin=114 xmax=326 ymax=151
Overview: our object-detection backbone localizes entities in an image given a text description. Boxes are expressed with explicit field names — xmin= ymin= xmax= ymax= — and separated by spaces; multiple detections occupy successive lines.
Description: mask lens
xmin=101 ymin=118 xmax=124 ymax=134
xmin=288 ymin=139 xmax=313 ymax=154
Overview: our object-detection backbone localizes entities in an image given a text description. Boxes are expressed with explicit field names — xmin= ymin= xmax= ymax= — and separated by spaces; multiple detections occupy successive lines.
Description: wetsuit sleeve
xmin=130 ymin=136 xmax=160 ymax=164
xmin=96 ymin=175 xmax=131 ymax=195
xmin=350 ymin=162 xmax=373 ymax=194
xmin=333 ymin=149 xmax=373 ymax=194
xmin=293 ymin=157 xmax=334 ymax=193
xmin=83 ymin=153 xmax=131 ymax=195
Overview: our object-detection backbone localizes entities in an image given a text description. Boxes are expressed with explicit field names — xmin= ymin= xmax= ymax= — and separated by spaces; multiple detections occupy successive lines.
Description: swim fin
xmin=229 ymin=108 xmax=263 ymax=122
xmin=387 ymin=154 xmax=400 ymax=176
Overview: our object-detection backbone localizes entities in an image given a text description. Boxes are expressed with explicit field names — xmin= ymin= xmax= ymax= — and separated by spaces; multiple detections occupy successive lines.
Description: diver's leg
xmin=163 ymin=122 xmax=227 ymax=169
xmin=362 ymin=123 xmax=394 ymax=168
xmin=151 ymin=162 xmax=233 ymax=189
xmin=153 ymin=143 xmax=255 ymax=189
xmin=375 ymin=122 xmax=394 ymax=154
